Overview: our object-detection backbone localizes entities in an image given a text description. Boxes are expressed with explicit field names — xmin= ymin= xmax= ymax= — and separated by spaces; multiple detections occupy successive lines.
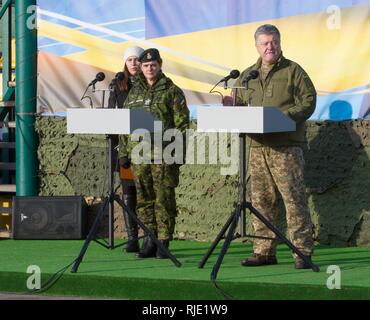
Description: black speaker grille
xmin=12 ymin=196 xmax=87 ymax=240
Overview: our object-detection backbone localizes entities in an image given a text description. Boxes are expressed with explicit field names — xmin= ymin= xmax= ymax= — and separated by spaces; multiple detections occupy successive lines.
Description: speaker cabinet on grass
xmin=12 ymin=196 xmax=87 ymax=240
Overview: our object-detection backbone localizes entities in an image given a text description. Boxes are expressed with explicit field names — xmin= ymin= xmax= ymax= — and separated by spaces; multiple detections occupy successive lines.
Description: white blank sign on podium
xmin=67 ymin=108 xmax=156 ymax=134
xmin=197 ymin=106 xmax=295 ymax=133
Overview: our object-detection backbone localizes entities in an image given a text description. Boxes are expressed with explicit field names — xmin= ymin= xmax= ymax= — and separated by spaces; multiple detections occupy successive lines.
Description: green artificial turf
xmin=0 ymin=239 xmax=370 ymax=299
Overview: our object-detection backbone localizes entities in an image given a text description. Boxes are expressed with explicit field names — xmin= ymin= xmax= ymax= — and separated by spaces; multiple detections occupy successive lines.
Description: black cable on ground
xmin=24 ymin=257 xmax=78 ymax=295
xmin=212 ymin=280 xmax=237 ymax=300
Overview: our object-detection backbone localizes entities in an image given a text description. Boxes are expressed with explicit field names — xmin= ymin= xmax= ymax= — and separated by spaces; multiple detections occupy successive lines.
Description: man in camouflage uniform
xmin=119 ymin=48 xmax=189 ymax=259
xmin=234 ymin=24 xmax=316 ymax=269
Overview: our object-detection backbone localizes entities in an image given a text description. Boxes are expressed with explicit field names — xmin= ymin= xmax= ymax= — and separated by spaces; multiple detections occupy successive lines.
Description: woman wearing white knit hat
xmin=108 ymin=45 xmax=144 ymax=253
xmin=108 ymin=45 xmax=144 ymax=108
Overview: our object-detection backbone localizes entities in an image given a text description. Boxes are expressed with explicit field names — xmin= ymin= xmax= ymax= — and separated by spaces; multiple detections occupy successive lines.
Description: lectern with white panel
xmin=197 ymin=106 xmax=319 ymax=278
xmin=67 ymin=108 xmax=156 ymax=134
xmin=67 ymin=108 xmax=181 ymax=272
xmin=197 ymin=106 xmax=295 ymax=133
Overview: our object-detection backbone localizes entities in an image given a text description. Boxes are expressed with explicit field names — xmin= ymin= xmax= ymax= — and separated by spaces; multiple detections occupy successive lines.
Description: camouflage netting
xmin=36 ymin=116 xmax=120 ymax=196
xmin=304 ymin=121 xmax=370 ymax=246
xmin=35 ymin=116 xmax=124 ymax=237
xmin=35 ymin=116 xmax=370 ymax=246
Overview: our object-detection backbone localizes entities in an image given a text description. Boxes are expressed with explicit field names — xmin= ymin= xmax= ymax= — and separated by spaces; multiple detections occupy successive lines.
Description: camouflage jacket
xmin=234 ymin=55 xmax=316 ymax=147
xmin=118 ymin=72 xmax=189 ymax=160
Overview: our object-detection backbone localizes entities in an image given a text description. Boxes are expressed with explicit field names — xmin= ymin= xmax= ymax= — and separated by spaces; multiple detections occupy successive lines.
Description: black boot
xmin=122 ymin=187 xmax=139 ymax=253
xmin=240 ymin=253 xmax=278 ymax=267
xmin=294 ymin=255 xmax=313 ymax=269
xmin=156 ymin=240 xmax=170 ymax=259
xmin=136 ymin=236 xmax=157 ymax=258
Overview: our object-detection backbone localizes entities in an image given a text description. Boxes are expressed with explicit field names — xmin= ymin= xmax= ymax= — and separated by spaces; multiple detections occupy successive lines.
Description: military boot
xmin=136 ymin=236 xmax=157 ymax=258
xmin=240 ymin=253 xmax=277 ymax=267
xmin=123 ymin=211 xmax=140 ymax=252
xmin=156 ymin=240 xmax=170 ymax=259
xmin=122 ymin=190 xmax=139 ymax=253
xmin=294 ymin=255 xmax=313 ymax=269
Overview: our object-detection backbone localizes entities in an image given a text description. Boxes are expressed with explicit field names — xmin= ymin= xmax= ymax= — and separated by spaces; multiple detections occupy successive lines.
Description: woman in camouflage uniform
xmin=119 ymin=48 xmax=189 ymax=258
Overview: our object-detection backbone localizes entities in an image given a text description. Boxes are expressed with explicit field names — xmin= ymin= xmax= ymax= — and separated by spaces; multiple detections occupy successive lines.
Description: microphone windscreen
xmin=96 ymin=72 xmax=105 ymax=81
xmin=230 ymin=69 xmax=240 ymax=79
xmin=115 ymin=72 xmax=125 ymax=81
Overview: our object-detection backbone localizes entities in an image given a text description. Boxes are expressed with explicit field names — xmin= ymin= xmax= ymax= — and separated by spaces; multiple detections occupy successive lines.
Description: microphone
xmin=209 ymin=69 xmax=240 ymax=98
xmin=115 ymin=72 xmax=124 ymax=81
xmin=89 ymin=72 xmax=105 ymax=86
xmin=220 ymin=69 xmax=240 ymax=83
xmin=242 ymin=70 xmax=259 ymax=87
xmin=109 ymin=72 xmax=125 ymax=88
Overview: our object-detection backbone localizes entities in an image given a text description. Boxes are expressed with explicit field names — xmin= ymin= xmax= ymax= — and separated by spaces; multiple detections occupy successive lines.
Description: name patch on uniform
xmin=127 ymin=99 xmax=143 ymax=105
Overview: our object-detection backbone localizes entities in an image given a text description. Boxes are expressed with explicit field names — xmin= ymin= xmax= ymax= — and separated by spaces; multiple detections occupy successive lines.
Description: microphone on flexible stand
xmin=80 ymin=72 xmax=106 ymax=108
xmin=241 ymin=70 xmax=259 ymax=106
xmin=209 ymin=69 xmax=241 ymax=103
xmin=115 ymin=71 xmax=125 ymax=81
xmin=242 ymin=70 xmax=259 ymax=89
xmin=220 ymin=69 xmax=240 ymax=89
xmin=220 ymin=69 xmax=240 ymax=83
xmin=89 ymin=72 xmax=106 ymax=88
xmin=109 ymin=72 xmax=125 ymax=89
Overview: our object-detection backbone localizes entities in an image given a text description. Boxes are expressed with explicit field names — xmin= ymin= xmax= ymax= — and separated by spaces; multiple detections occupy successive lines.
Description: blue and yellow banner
xmin=36 ymin=0 xmax=370 ymax=120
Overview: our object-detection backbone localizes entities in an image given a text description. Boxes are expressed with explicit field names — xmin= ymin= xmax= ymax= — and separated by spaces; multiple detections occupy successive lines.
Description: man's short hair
xmin=254 ymin=24 xmax=281 ymax=42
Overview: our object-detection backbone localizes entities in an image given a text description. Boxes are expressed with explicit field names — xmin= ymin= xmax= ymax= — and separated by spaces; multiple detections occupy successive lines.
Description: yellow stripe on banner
xmin=151 ymin=5 xmax=370 ymax=93
xmin=38 ymin=20 xmax=126 ymax=70
xmin=38 ymin=4 xmax=370 ymax=95
xmin=38 ymin=19 xmax=228 ymax=94
xmin=276 ymin=6 xmax=370 ymax=93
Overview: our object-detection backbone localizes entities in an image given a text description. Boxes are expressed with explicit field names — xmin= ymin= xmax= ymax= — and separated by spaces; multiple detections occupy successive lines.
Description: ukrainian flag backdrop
xmin=36 ymin=0 xmax=370 ymax=120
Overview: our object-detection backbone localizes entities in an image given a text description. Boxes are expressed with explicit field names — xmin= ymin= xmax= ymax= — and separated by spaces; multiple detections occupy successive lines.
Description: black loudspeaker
xmin=12 ymin=196 xmax=87 ymax=240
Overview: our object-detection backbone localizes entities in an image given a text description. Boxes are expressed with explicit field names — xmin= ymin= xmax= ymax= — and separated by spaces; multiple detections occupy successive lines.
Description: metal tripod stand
xmin=71 ymin=134 xmax=181 ymax=273
xmin=198 ymin=128 xmax=319 ymax=282
xmin=198 ymin=82 xmax=319 ymax=282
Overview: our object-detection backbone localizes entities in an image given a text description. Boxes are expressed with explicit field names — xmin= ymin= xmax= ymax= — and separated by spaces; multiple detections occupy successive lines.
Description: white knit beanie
xmin=123 ymin=46 xmax=144 ymax=62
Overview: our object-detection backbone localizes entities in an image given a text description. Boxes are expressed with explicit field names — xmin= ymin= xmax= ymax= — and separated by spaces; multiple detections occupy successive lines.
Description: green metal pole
xmin=1 ymin=3 xmax=12 ymax=184
xmin=15 ymin=0 xmax=38 ymax=196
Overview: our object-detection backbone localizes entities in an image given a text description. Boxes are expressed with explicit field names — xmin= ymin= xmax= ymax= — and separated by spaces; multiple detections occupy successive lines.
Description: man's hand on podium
xmin=222 ymin=95 xmax=233 ymax=106
xmin=119 ymin=156 xmax=131 ymax=169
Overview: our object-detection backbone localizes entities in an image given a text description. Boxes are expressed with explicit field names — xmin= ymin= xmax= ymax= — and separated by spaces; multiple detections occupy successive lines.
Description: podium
xmin=66 ymin=108 xmax=181 ymax=272
xmin=196 ymin=106 xmax=319 ymax=281
xmin=198 ymin=106 xmax=295 ymax=238
xmin=197 ymin=106 xmax=295 ymax=133
xmin=67 ymin=108 xmax=156 ymax=134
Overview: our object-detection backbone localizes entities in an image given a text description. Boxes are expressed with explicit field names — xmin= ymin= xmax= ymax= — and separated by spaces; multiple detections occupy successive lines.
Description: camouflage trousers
xmin=131 ymin=163 xmax=179 ymax=240
xmin=250 ymin=146 xmax=313 ymax=257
